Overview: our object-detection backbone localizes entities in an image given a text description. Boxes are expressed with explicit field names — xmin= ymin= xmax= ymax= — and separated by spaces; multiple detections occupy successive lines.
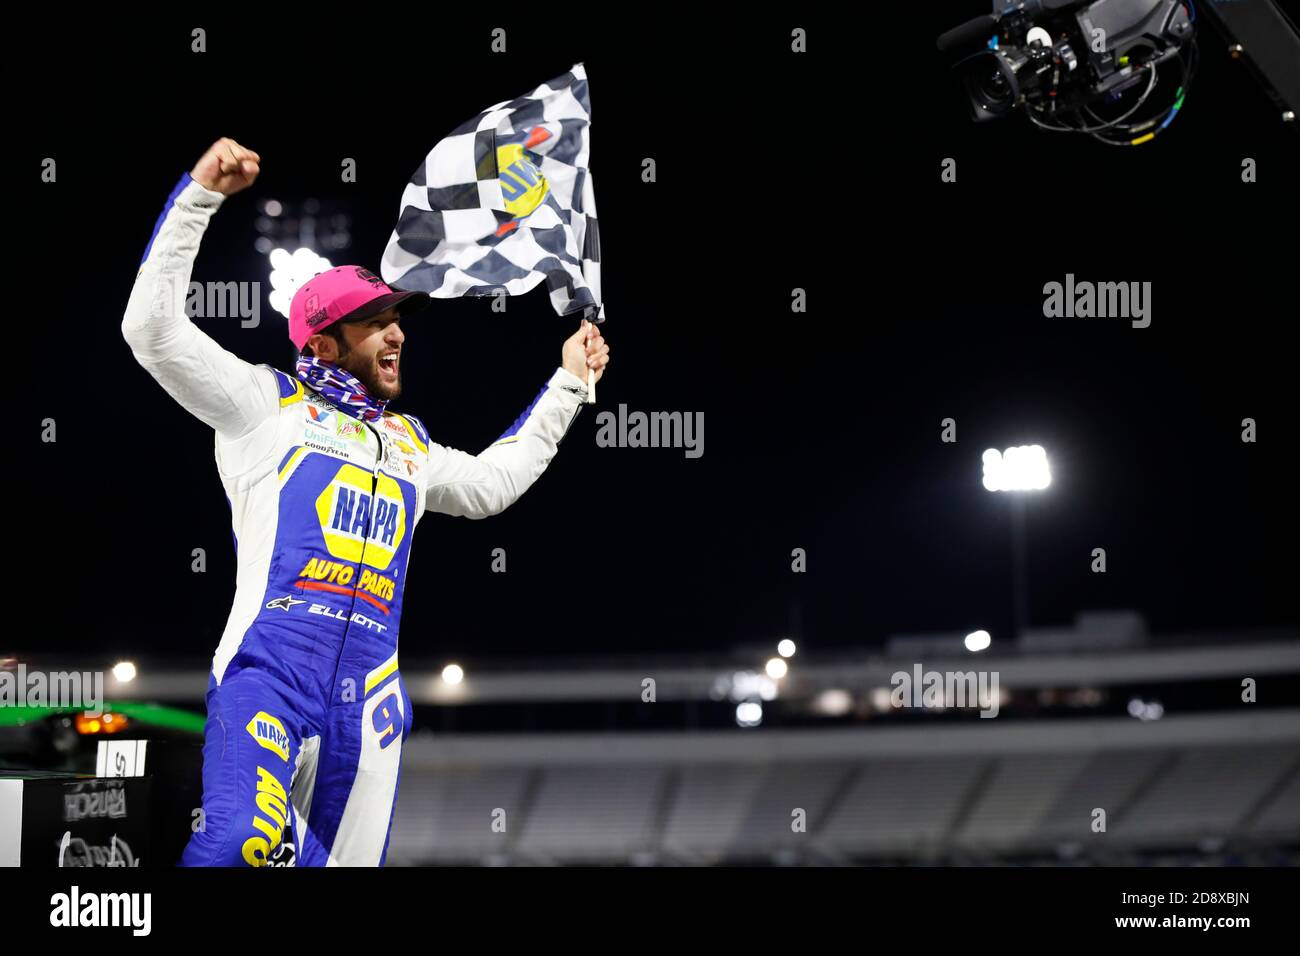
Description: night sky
xmin=22 ymin=10 xmax=1298 ymax=666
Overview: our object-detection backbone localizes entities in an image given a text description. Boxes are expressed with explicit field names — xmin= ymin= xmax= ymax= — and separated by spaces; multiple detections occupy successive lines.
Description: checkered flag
xmin=379 ymin=63 xmax=604 ymax=325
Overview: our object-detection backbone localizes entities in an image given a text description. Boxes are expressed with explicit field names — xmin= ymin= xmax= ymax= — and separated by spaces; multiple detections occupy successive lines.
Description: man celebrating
xmin=123 ymin=138 xmax=609 ymax=866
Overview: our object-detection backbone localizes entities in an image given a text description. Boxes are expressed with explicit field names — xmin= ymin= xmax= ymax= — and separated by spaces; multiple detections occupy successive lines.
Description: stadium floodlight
xmin=982 ymin=445 xmax=1052 ymax=492
xmin=730 ymin=670 xmax=778 ymax=702
xmin=267 ymin=246 xmax=334 ymax=319
xmin=813 ymin=689 xmax=852 ymax=717
xmin=111 ymin=661 xmax=137 ymax=683
xmin=777 ymin=639 xmax=797 ymax=658
xmin=964 ymin=630 xmax=992 ymax=652
xmin=983 ymin=445 xmax=1052 ymax=639
xmin=1128 ymin=697 xmax=1164 ymax=721
xmin=735 ymin=702 xmax=763 ymax=727
xmin=441 ymin=663 xmax=464 ymax=685
xmin=765 ymin=657 xmax=789 ymax=679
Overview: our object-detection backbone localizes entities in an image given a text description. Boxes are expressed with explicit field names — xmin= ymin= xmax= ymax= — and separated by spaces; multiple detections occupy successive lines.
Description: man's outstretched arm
xmin=122 ymin=138 xmax=278 ymax=438
xmin=423 ymin=320 xmax=611 ymax=518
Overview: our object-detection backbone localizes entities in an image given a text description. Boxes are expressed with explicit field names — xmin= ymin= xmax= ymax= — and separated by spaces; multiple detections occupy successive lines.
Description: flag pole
xmin=584 ymin=309 xmax=598 ymax=404
xmin=586 ymin=320 xmax=596 ymax=404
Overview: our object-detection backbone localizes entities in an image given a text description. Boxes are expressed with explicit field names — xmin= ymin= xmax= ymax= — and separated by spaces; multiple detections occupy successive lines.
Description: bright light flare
xmin=982 ymin=445 xmax=1051 ymax=492
xmin=735 ymin=702 xmax=763 ymax=727
xmin=111 ymin=661 xmax=137 ymax=683
xmin=268 ymin=247 xmax=333 ymax=318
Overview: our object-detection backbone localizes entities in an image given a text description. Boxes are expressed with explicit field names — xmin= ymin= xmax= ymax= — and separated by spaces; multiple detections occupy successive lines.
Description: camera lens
xmin=981 ymin=70 xmax=1010 ymax=103
xmin=957 ymin=50 xmax=1021 ymax=121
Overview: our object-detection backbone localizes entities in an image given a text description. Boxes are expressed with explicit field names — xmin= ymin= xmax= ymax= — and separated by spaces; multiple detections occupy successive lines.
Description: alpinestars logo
xmin=266 ymin=596 xmax=306 ymax=612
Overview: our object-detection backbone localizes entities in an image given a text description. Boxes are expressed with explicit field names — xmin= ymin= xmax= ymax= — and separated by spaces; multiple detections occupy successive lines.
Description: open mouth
xmin=379 ymin=351 xmax=399 ymax=376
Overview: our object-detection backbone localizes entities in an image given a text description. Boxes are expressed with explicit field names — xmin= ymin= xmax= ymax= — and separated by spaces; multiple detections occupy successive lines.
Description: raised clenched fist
xmin=190 ymin=137 xmax=261 ymax=196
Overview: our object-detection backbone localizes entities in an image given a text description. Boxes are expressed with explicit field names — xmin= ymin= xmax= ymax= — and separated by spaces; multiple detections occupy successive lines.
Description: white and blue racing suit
xmin=123 ymin=174 xmax=587 ymax=866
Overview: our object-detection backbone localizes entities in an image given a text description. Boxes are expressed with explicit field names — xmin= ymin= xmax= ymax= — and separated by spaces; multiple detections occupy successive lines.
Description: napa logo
xmin=315 ymin=464 xmax=406 ymax=570
xmin=246 ymin=712 xmax=290 ymax=762
xmin=496 ymin=141 xmax=549 ymax=230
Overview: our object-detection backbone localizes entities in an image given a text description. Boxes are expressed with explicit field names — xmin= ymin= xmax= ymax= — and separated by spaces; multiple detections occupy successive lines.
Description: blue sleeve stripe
xmin=404 ymin=413 xmax=430 ymax=446
xmin=494 ymin=383 xmax=548 ymax=444
xmin=276 ymin=445 xmax=304 ymax=473
xmin=270 ymin=368 xmax=300 ymax=400
xmin=139 ymin=172 xmax=193 ymax=267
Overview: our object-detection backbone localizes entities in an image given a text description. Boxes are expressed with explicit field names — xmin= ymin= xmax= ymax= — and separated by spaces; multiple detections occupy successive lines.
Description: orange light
xmin=75 ymin=713 xmax=130 ymax=735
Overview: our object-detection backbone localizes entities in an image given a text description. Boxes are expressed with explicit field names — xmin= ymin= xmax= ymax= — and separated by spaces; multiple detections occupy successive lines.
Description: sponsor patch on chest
xmin=383 ymin=438 xmax=422 ymax=476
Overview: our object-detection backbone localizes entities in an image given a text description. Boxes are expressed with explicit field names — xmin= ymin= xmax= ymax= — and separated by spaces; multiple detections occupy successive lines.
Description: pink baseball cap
xmin=289 ymin=265 xmax=430 ymax=350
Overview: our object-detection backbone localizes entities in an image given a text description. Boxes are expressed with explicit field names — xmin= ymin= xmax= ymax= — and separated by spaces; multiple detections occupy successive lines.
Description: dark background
xmin=19 ymin=9 xmax=1298 ymax=666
